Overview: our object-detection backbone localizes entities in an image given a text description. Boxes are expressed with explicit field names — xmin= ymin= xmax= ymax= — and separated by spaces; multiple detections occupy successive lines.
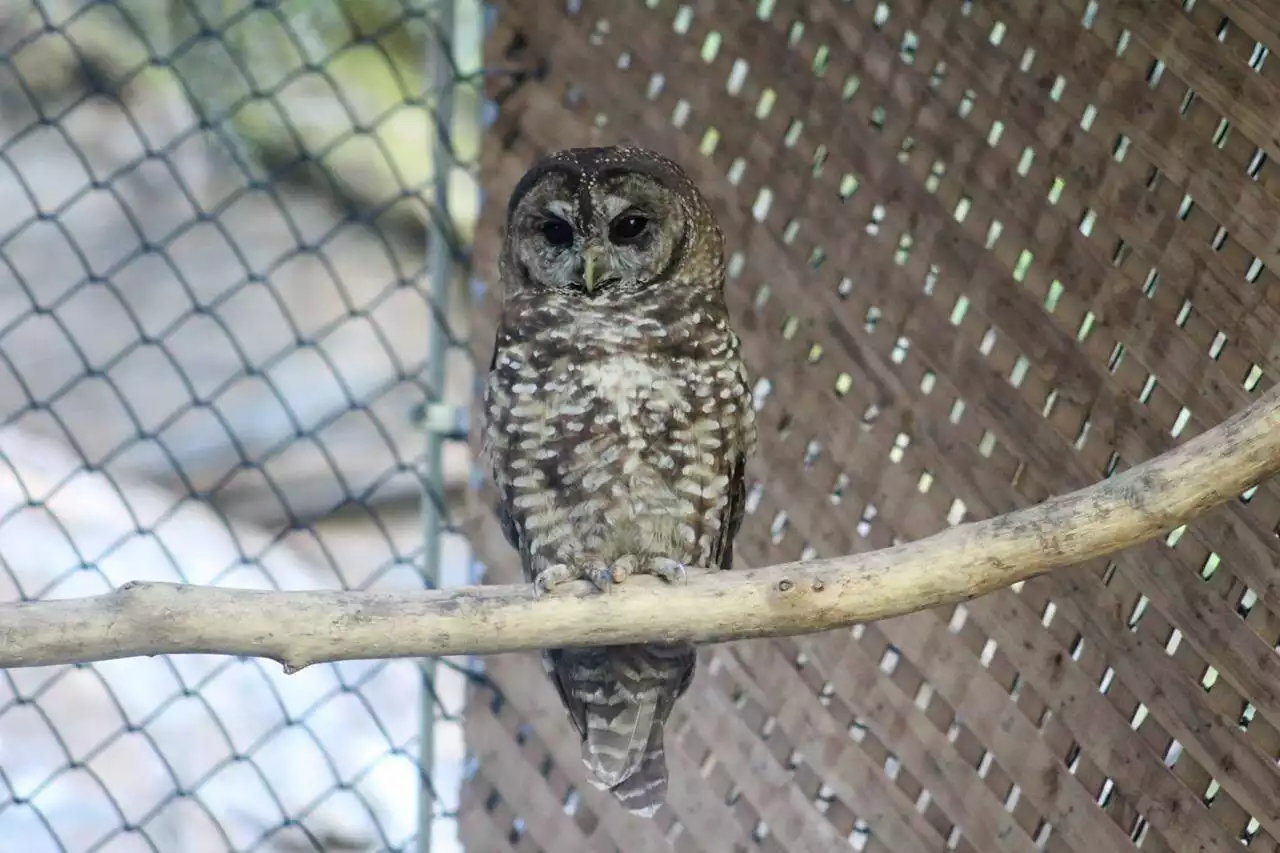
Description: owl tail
xmin=607 ymin=721 xmax=670 ymax=817
xmin=580 ymin=677 xmax=658 ymax=790
xmin=558 ymin=644 xmax=692 ymax=817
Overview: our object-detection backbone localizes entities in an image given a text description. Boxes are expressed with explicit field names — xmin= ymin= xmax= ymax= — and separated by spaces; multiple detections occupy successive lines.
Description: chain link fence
xmin=0 ymin=0 xmax=484 ymax=849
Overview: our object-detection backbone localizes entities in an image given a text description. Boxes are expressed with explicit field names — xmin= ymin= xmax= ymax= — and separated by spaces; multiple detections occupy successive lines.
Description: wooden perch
xmin=2 ymin=386 xmax=1279 ymax=673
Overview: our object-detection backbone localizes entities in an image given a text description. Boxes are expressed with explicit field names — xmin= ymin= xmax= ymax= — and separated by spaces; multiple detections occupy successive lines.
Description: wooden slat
xmin=718 ymin=640 xmax=947 ymax=853
xmin=466 ymin=703 xmax=593 ymax=850
xmin=460 ymin=0 xmax=1280 ymax=850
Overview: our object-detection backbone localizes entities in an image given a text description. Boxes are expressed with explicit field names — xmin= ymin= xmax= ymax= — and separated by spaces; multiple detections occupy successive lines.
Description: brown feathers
xmin=483 ymin=145 xmax=755 ymax=816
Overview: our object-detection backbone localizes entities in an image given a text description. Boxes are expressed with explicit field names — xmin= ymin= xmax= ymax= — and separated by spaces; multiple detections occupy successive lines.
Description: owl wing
xmin=484 ymin=333 xmax=533 ymax=574
xmin=493 ymin=483 xmax=523 ymax=563
xmin=544 ymin=648 xmax=587 ymax=737
xmin=711 ymin=451 xmax=748 ymax=572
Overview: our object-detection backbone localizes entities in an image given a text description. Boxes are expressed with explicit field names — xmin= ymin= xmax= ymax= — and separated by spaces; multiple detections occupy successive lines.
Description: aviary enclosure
xmin=1 ymin=1 xmax=1279 ymax=852
xmin=460 ymin=0 xmax=1280 ymax=850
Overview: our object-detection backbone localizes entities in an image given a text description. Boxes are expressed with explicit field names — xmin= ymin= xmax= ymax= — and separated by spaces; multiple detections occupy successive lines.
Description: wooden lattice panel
xmin=458 ymin=1 xmax=1280 ymax=851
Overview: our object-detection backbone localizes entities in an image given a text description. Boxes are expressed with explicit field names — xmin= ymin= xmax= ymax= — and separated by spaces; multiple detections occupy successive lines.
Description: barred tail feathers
xmin=580 ymin=678 xmax=658 ymax=788
xmin=552 ymin=644 xmax=693 ymax=816
xmin=608 ymin=722 xmax=670 ymax=817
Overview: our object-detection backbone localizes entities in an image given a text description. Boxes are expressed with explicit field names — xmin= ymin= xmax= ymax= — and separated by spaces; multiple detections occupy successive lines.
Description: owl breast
xmin=489 ymin=307 xmax=746 ymax=574
xmin=569 ymin=352 xmax=703 ymax=561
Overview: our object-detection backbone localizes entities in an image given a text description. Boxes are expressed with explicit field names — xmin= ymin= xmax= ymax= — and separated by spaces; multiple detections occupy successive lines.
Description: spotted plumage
xmin=483 ymin=145 xmax=756 ymax=816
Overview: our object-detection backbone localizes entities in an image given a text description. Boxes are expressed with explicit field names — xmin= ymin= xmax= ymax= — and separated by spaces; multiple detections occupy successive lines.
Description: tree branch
xmin=3 ymin=386 xmax=1280 ymax=673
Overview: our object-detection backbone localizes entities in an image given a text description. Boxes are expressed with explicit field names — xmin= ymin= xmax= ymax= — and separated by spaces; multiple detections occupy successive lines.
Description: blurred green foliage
xmin=6 ymin=0 xmax=482 ymax=235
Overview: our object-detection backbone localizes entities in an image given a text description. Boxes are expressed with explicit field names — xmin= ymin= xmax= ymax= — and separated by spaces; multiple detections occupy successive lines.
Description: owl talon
xmin=585 ymin=560 xmax=615 ymax=593
xmin=643 ymin=557 xmax=688 ymax=585
xmin=533 ymin=560 xmax=617 ymax=594
xmin=609 ymin=554 xmax=638 ymax=586
xmin=533 ymin=563 xmax=575 ymax=595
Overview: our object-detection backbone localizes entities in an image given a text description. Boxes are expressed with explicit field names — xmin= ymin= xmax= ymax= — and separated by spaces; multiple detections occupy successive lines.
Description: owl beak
xmin=582 ymin=243 xmax=608 ymax=294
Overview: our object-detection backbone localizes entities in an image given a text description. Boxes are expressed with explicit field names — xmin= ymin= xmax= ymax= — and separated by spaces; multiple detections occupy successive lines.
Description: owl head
xmin=501 ymin=145 xmax=724 ymax=300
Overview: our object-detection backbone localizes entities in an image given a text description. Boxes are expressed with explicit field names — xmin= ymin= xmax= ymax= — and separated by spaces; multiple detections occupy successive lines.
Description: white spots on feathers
xmin=484 ymin=229 xmax=755 ymax=575
xmin=578 ymin=354 xmax=677 ymax=424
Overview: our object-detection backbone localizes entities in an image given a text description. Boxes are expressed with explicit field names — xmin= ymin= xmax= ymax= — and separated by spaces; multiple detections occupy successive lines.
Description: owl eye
xmin=540 ymin=218 xmax=574 ymax=246
xmin=609 ymin=213 xmax=649 ymax=243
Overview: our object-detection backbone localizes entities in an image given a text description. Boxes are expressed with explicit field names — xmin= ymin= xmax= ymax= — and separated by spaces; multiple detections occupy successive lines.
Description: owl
xmin=482 ymin=145 xmax=756 ymax=817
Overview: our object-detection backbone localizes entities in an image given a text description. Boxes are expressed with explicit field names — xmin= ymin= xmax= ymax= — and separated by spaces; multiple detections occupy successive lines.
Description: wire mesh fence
xmin=0 ymin=0 xmax=484 ymax=850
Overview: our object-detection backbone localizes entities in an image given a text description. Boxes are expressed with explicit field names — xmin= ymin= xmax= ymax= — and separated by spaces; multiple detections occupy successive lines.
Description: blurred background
xmin=0 ymin=0 xmax=484 ymax=849
xmin=9 ymin=1 xmax=1280 ymax=852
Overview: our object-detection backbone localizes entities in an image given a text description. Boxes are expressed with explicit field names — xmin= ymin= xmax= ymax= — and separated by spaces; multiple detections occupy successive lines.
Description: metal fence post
xmin=419 ymin=1 xmax=458 ymax=851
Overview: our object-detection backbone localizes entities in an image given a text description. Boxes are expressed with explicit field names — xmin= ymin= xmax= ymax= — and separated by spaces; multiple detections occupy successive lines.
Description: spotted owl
xmin=482 ymin=145 xmax=757 ymax=816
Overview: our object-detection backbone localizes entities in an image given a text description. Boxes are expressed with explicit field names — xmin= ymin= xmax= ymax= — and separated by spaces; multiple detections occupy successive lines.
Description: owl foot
xmin=611 ymin=556 xmax=687 ymax=585
xmin=642 ymin=557 xmax=688 ymax=584
xmin=533 ymin=559 xmax=616 ymax=595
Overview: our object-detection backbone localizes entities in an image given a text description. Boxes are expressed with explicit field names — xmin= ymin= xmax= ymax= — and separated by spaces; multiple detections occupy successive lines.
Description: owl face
xmin=504 ymin=147 xmax=699 ymax=298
